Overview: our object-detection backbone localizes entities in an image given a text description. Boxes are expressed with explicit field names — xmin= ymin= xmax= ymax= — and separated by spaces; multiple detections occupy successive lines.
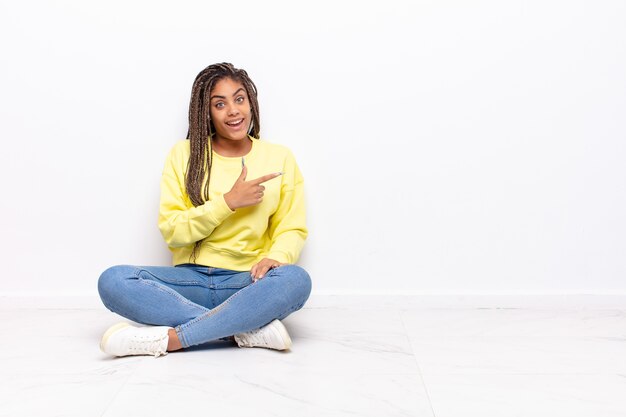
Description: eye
xmin=215 ymin=102 xmax=224 ymax=108
xmin=236 ymin=96 xmax=245 ymax=103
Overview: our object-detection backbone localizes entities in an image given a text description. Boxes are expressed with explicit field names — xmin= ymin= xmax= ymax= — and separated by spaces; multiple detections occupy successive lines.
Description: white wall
xmin=0 ymin=0 xmax=624 ymax=296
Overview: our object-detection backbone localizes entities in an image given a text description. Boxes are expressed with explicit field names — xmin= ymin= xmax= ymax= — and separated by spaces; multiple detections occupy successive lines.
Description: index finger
xmin=248 ymin=172 xmax=283 ymax=185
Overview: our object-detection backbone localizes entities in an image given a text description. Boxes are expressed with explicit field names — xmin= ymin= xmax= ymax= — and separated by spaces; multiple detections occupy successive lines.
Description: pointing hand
xmin=224 ymin=163 xmax=282 ymax=210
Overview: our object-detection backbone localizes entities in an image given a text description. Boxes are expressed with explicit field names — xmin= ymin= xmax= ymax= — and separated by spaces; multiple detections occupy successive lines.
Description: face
xmin=209 ymin=77 xmax=252 ymax=142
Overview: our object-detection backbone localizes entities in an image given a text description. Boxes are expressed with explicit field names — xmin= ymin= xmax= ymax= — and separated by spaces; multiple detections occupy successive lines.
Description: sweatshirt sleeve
xmin=266 ymin=150 xmax=308 ymax=264
xmin=158 ymin=144 xmax=235 ymax=248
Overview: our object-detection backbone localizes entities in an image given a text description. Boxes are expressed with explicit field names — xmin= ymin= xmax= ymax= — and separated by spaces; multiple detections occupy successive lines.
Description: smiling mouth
xmin=226 ymin=119 xmax=244 ymax=127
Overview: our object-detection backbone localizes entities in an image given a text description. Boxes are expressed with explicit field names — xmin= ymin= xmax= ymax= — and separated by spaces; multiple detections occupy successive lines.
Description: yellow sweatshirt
xmin=158 ymin=136 xmax=307 ymax=271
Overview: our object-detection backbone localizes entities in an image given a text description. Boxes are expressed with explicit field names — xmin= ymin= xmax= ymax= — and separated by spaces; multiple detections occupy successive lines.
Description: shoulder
xmin=255 ymin=137 xmax=304 ymax=183
xmin=168 ymin=139 xmax=191 ymax=156
xmin=164 ymin=139 xmax=191 ymax=164
xmin=254 ymin=137 xmax=296 ymax=161
xmin=161 ymin=140 xmax=191 ymax=176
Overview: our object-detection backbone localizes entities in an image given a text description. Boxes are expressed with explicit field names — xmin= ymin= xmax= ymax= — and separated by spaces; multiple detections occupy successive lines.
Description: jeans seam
xmin=177 ymin=280 xmax=251 ymax=335
xmin=177 ymin=280 xmax=303 ymax=344
xmin=175 ymin=325 xmax=187 ymax=347
xmin=135 ymin=267 xmax=206 ymax=286
xmin=133 ymin=266 xmax=209 ymax=311
xmin=276 ymin=292 xmax=307 ymax=319
xmin=139 ymin=279 xmax=209 ymax=311
xmin=174 ymin=267 xmax=310 ymax=348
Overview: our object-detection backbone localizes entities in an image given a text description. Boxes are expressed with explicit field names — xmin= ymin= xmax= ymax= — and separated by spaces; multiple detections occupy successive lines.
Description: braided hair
xmin=186 ymin=62 xmax=261 ymax=205
xmin=185 ymin=62 xmax=261 ymax=262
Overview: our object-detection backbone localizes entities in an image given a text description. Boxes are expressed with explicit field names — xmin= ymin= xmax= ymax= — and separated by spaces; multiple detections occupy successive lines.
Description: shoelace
xmin=129 ymin=336 xmax=168 ymax=357
xmin=238 ymin=328 xmax=269 ymax=347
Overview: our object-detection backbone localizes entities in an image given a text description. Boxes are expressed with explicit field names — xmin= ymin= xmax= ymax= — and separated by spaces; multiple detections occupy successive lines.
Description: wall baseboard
xmin=1 ymin=291 xmax=625 ymax=310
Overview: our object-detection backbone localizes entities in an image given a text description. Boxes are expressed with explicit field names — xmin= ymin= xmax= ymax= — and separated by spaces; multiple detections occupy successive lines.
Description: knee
xmin=97 ymin=265 xmax=137 ymax=306
xmin=277 ymin=265 xmax=312 ymax=301
xmin=272 ymin=265 xmax=312 ymax=319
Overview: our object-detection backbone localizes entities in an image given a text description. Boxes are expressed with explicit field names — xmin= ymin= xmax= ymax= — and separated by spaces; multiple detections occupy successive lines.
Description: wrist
xmin=223 ymin=192 xmax=237 ymax=211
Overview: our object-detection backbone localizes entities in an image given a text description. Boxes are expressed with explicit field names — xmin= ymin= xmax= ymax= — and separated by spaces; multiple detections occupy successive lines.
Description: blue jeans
xmin=97 ymin=263 xmax=312 ymax=348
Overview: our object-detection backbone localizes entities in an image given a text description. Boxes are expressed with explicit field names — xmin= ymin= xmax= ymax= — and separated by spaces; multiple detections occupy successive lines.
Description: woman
xmin=97 ymin=63 xmax=312 ymax=357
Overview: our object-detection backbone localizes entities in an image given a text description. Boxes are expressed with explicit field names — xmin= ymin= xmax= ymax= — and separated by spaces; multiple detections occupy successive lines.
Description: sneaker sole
xmin=100 ymin=322 xmax=131 ymax=353
xmin=270 ymin=319 xmax=293 ymax=350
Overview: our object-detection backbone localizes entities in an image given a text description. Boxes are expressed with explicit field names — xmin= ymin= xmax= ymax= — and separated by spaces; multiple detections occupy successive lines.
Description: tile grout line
xmin=98 ymin=358 xmax=144 ymax=417
xmin=397 ymin=308 xmax=438 ymax=417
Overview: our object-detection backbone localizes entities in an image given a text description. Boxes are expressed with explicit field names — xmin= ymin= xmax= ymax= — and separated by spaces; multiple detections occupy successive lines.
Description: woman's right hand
xmin=223 ymin=165 xmax=282 ymax=210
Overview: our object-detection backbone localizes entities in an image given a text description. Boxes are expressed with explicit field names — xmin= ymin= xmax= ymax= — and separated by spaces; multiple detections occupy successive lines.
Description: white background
xmin=0 ymin=0 xmax=624 ymax=296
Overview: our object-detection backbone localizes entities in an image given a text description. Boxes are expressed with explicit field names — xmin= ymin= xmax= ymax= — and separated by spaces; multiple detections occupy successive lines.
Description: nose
xmin=227 ymin=103 xmax=239 ymax=116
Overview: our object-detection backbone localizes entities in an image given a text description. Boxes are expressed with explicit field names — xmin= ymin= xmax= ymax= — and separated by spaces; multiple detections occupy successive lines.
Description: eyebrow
xmin=210 ymin=88 xmax=246 ymax=101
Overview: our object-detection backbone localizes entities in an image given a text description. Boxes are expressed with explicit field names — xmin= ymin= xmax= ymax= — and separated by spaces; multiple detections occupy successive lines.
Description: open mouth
xmin=225 ymin=118 xmax=244 ymax=128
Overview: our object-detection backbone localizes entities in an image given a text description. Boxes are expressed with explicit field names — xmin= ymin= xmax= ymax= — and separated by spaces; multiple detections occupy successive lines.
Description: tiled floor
xmin=1 ymin=297 xmax=625 ymax=416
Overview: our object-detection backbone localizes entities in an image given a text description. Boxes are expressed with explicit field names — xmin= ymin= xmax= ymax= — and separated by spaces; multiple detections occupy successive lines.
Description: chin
xmin=215 ymin=131 xmax=248 ymax=141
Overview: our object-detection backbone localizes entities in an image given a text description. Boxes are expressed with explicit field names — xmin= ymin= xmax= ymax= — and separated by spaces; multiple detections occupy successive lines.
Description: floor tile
xmin=2 ymin=300 xmax=624 ymax=417
xmin=400 ymin=309 xmax=626 ymax=375
xmin=103 ymin=362 xmax=433 ymax=417
xmin=399 ymin=309 xmax=626 ymax=339
xmin=422 ymin=373 xmax=626 ymax=417
xmin=0 ymin=310 xmax=138 ymax=417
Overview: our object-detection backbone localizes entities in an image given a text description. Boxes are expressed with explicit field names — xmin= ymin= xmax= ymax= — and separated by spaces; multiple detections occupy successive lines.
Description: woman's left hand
xmin=250 ymin=258 xmax=285 ymax=281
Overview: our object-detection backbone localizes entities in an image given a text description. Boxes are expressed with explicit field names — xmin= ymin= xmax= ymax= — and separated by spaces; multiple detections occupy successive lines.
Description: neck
xmin=211 ymin=136 xmax=252 ymax=157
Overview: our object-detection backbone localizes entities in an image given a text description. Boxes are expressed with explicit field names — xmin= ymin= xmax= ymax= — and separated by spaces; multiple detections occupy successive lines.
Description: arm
xmin=265 ymin=151 xmax=308 ymax=264
xmin=157 ymin=145 xmax=234 ymax=248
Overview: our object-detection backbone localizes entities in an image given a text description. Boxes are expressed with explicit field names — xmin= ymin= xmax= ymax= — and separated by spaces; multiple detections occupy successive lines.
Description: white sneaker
xmin=234 ymin=319 xmax=292 ymax=351
xmin=100 ymin=322 xmax=171 ymax=357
